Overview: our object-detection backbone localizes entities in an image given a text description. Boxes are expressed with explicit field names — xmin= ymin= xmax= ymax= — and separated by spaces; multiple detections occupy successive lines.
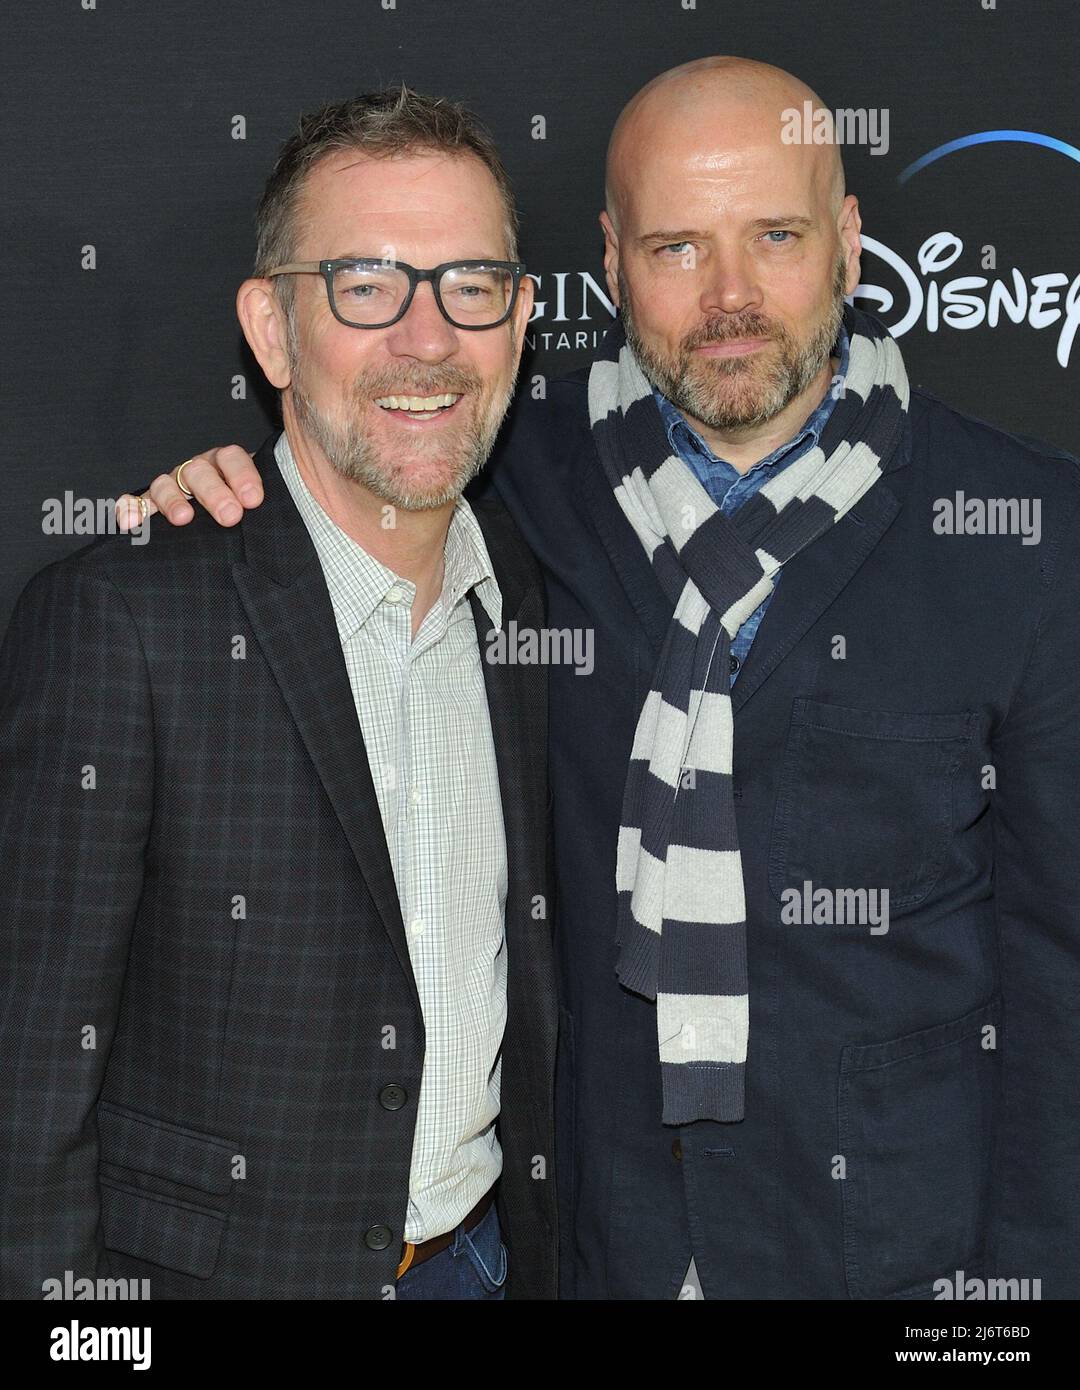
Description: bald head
xmin=598 ymin=56 xmax=860 ymax=453
xmin=605 ymin=57 xmax=845 ymax=235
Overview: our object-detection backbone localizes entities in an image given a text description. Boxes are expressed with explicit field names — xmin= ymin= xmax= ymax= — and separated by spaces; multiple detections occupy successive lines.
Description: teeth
xmin=374 ymin=393 xmax=461 ymax=411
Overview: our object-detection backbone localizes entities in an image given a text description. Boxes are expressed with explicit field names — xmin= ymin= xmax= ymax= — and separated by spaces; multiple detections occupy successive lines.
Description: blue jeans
xmin=395 ymin=1199 xmax=508 ymax=1300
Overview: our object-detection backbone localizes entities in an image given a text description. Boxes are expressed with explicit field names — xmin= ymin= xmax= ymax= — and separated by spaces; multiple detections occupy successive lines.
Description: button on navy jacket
xmin=480 ymin=365 xmax=1080 ymax=1300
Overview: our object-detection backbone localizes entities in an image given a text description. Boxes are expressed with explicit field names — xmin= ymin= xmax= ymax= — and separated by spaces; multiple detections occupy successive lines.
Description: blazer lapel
xmin=578 ymin=435 xmax=673 ymax=658
xmin=231 ymin=434 xmax=418 ymax=1006
xmin=731 ymin=472 xmax=904 ymax=714
xmin=468 ymin=504 xmax=558 ymax=1101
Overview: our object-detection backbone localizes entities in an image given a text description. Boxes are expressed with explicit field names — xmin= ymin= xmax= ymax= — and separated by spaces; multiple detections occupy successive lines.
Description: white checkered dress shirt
xmin=275 ymin=432 xmax=507 ymax=1243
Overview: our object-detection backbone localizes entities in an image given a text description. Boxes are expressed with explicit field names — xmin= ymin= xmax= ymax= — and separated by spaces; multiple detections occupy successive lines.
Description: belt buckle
xmin=396 ymin=1241 xmax=417 ymax=1279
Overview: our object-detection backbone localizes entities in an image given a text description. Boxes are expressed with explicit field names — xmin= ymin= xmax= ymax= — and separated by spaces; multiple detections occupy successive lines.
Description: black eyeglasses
xmin=266 ymin=257 xmax=527 ymax=330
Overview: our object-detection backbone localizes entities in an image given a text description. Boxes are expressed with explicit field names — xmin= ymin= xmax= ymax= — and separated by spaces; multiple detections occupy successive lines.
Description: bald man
xmin=119 ymin=59 xmax=1080 ymax=1300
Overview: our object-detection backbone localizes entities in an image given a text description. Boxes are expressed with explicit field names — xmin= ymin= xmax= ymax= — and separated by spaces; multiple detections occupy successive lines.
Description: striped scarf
xmin=587 ymin=302 xmax=909 ymax=1125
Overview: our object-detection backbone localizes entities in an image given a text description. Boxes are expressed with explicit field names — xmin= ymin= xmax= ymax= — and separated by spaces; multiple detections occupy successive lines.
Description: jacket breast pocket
xmin=838 ymin=997 xmax=1002 ymax=1299
xmin=769 ymin=700 xmax=976 ymax=912
xmin=97 ymin=1101 xmax=238 ymax=1280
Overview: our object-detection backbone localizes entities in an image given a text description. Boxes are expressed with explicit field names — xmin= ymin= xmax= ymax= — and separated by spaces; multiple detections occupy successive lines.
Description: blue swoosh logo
xmin=899 ymin=130 xmax=1080 ymax=184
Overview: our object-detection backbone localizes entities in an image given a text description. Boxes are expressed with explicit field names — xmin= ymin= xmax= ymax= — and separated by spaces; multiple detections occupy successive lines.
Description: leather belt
xmin=396 ymin=1185 xmax=496 ymax=1279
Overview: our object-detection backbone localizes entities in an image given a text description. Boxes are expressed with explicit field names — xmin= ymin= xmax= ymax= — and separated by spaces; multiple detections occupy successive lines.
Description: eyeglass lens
xmin=331 ymin=262 xmax=515 ymax=326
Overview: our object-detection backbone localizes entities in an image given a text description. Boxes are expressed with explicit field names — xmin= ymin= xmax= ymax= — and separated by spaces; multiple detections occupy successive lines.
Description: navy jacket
xmin=482 ymin=367 xmax=1080 ymax=1300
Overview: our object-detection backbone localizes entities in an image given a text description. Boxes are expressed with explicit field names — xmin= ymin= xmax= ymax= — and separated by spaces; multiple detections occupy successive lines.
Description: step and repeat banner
xmin=2 ymin=0 xmax=1077 ymax=628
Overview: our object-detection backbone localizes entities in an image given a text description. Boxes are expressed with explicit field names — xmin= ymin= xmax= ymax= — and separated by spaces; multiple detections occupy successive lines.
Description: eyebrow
xmin=333 ymin=251 xmax=406 ymax=264
xmin=747 ymin=215 xmax=815 ymax=231
xmin=322 ymin=252 xmax=511 ymax=271
xmin=332 ymin=251 xmax=508 ymax=265
xmin=638 ymin=214 xmax=815 ymax=245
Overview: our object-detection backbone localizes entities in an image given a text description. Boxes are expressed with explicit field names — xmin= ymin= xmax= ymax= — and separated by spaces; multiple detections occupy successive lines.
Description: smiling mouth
xmin=373 ymin=392 xmax=463 ymax=419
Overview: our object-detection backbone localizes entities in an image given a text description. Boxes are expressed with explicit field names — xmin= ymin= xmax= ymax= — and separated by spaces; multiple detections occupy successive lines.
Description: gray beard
xmin=285 ymin=324 xmax=514 ymax=511
xmin=620 ymin=253 xmax=848 ymax=434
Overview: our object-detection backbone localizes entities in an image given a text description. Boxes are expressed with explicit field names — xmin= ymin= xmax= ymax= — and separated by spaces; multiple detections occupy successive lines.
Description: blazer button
xmin=379 ymin=1084 xmax=407 ymax=1111
xmin=729 ymin=653 xmax=741 ymax=674
xmin=671 ymin=1138 xmax=683 ymax=1161
xmin=364 ymin=1225 xmax=393 ymax=1251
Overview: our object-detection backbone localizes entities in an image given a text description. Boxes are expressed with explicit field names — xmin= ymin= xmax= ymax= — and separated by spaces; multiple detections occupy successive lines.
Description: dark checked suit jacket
xmin=0 ymin=432 xmax=557 ymax=1301
xmin=481 ymin=371 xmax=1080 ymax=1301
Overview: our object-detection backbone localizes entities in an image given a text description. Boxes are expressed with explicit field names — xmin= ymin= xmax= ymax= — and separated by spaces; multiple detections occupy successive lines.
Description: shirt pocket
xmin=768 ymin=700 xmax=976 ymax=913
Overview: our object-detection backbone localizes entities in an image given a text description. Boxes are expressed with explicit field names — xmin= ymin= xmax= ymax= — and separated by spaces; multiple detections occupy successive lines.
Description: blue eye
xmin=763 ymin=230 xmax=794 ymax=243
xmin=661 ymin=242 xmax=691 ymax=255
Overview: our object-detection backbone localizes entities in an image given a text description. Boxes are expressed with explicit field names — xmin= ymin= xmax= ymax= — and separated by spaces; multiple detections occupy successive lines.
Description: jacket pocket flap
xmin=97 ymin=1102 xmax=236 ymax=1197
xmin=101 ymin=1179 xmax=226 ymax=1280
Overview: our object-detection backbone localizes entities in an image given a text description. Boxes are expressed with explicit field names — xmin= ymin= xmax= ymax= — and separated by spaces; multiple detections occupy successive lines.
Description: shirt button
xmin=410 ymin=918 xmax=425 ymax=938
xmin=409 ymin=786 xmax=422 ymax=807
xmin=379 ymin=1084 xmax=407 ymax=1111
xmin=364 ymin=1225 xmax=393 ymax=1251
xmin=385 ymin=586 xmax=405 ymax=604
xmin=672 ymin=1138 xmax=683 ymax=1161
xmin=729 ymin=653 xmax=741 ymax=673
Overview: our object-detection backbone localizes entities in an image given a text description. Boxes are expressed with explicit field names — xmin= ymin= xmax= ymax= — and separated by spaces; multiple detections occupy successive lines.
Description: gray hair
xmin=254 ymin=85 xmax=520 ymax=327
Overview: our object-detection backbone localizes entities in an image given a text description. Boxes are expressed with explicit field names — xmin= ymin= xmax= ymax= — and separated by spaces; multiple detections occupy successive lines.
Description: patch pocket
xmin=97 ymin=1101 xmax=238 ymax=1280
xmin=769 ymin=701 xmax=975 ymax=912
xmin=838 ymin=997 xmax=1001 ymax=1300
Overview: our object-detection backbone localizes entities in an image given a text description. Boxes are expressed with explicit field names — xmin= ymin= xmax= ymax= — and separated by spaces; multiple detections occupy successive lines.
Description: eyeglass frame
xmin=265 ymin=257 xmax=528 ymax=331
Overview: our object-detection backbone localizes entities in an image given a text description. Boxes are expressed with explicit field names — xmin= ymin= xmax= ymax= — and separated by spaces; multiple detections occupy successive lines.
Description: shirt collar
xmin=274 ymin=431 xmax=502 ymax=644
xmin=653 ymin=320 xmax=850 ymax=470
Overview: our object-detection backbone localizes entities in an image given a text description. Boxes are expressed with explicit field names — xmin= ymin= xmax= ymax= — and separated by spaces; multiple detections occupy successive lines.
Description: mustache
xmin=683 ymin=314 xmax=782 ymax=350
xmin=350 ymin=365 xmax=483 ymax=398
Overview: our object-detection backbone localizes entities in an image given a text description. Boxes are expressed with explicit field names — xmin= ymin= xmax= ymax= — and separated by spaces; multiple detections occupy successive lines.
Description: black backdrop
xmin=3 ymin=0 xmax=1078 ymax=630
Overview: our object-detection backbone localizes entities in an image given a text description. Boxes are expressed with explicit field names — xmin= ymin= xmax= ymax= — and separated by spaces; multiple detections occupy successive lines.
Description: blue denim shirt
xmin=652 ymin=324 xmax=850 ymax=685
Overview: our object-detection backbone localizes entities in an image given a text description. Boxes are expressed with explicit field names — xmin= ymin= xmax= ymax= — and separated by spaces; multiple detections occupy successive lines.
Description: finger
xmin=173 ymin=453 xmax=245 ymax=525
xmin=147 ymin=472 xmax=196 ymax=526
xmin=211 ymin=445 xmax=263 ymax=509
xmin=114 ymin=492 xmax=159 ymax=533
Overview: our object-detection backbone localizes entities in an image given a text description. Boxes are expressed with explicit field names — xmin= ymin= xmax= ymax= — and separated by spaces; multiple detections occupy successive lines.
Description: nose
xmin=384 ymin=277 xmax=459 ymax=362
xmin=698 ymin=248 xmax=763 ymax=318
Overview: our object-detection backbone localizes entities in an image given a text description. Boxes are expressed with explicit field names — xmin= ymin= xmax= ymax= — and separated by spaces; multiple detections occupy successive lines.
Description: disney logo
xmin=856 ymin=232 xmax=1080 ymax=368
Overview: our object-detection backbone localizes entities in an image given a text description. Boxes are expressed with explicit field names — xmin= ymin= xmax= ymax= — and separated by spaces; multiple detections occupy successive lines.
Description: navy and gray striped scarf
xmin=587 ymin=302 xmax=909 ymax=1125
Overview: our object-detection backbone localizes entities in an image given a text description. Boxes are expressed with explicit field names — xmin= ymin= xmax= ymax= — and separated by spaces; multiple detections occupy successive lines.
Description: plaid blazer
xmin=0 ymin=433 xmax=558 ymax=1300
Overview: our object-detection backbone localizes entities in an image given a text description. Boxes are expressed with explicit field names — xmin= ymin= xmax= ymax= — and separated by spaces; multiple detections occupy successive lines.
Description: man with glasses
xmin=0 ymin=89 xmax=556 ymax=1301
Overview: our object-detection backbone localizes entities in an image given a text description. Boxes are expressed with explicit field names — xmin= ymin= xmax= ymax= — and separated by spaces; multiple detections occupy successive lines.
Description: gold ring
xmin=175 ymin=459 xmax=196 ymax=498
xmin=136 ymin=494 xmax=150 ymax=524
